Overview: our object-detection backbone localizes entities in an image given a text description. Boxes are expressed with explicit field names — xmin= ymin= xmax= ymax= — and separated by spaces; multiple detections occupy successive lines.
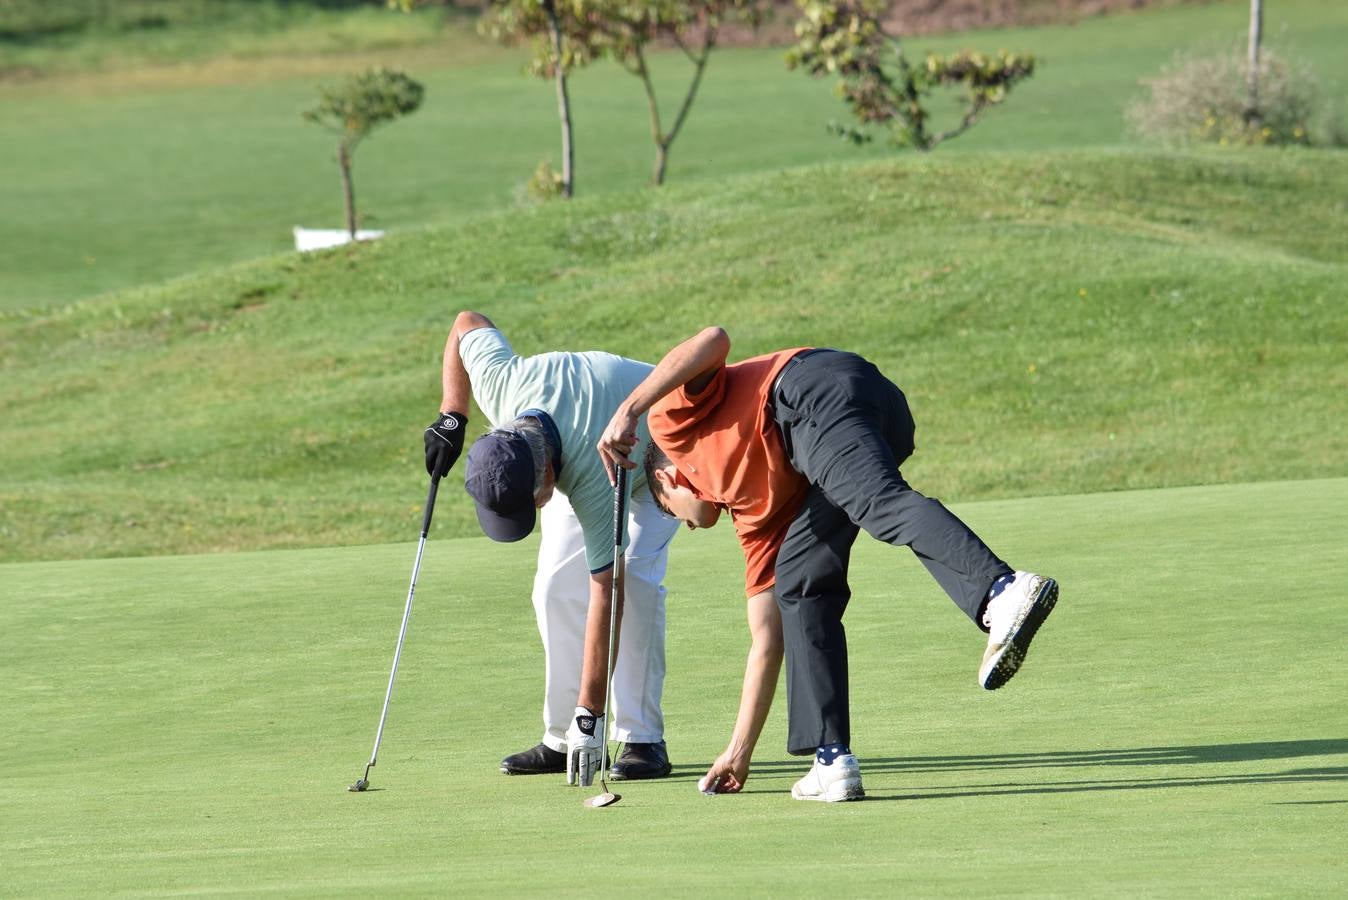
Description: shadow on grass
xmin=866 ymin=768 xmax=1348 ymax=803
xmin=729 ymin=739 xmax=1348 ymax=773
xmin=673 ymin=739 xmax=1348 ymax=799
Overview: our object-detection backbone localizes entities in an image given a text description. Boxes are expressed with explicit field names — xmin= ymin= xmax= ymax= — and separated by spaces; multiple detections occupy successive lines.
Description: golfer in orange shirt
xmin=590 ymin=327 xmax=1060 ymax=802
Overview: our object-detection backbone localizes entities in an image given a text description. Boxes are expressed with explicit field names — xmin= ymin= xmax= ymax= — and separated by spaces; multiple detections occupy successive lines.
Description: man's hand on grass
xmin=698 ymin=749 xmax=749 ymax=795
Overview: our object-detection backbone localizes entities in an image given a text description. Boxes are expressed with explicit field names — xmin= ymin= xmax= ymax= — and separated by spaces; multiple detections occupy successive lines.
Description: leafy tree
xmin=576 ymin=1 xmax=772 ymax=186
xmin=303 ymin=67 xmax=425 ymax=238
xmin=478 ymin=0 xmax=588 ymax=197
xmin=480 ymin=1 xmax=771 ymax=189
xmin=786 ymin=0 xmax=1035 ymax=152
xmin=396 ymin=0 xmax=585 ymax=196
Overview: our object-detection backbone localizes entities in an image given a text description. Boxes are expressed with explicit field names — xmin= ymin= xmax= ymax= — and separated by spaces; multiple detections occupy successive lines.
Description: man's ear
xmin=652 ymin=465 xmax=677 ymax=493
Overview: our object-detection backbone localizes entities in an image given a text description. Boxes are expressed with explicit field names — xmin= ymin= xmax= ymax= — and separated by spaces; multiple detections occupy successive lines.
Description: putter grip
xmin=612 ymin=466 xmax=628 ymax=549
xmin=421 ymin=474 xmax=440 ymax=538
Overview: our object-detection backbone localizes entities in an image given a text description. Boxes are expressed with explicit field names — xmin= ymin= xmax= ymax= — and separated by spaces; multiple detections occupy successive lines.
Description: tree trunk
xmin=543 ymin=0 xmax=574 ymax=198
xmin=649 ymin=37 xmax=715 ymax=188
xmin=893 ymin=53 xmax=930 ymax=150
xmin=634 ymin=48 xmax=666 ymax=187
xmin=338 ymin=141 xmax=356 ymax=239
xmin=652 ymin=143 xmax=669 ymax=187
xmin=1245 ymin=0 xmax=1263 ymax=126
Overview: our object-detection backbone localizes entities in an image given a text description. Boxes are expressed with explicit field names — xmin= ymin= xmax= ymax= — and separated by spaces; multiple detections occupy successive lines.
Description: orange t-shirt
xmin=648 ymin=349 xmax=812 ymax=597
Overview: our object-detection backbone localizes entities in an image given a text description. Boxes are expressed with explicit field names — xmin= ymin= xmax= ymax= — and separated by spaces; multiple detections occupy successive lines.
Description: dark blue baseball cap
xmin=464 ymin=430 xmax=537 ymax=542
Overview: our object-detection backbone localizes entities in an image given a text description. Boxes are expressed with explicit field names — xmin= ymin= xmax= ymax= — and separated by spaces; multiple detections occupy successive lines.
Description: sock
xmin=981 ymin=572 xmax=1016 ymax=627
xmin=816 ymin=743 xmax=851 ymax=766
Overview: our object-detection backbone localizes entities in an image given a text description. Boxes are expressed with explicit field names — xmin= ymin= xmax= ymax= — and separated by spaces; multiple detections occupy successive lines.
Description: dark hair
xmin=644 ymin=439 xmax=674 ymax=517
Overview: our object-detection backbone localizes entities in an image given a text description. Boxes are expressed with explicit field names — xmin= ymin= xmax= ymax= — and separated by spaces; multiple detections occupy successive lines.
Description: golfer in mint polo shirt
xmin=423 ymin=311 xmax=679 ymax=784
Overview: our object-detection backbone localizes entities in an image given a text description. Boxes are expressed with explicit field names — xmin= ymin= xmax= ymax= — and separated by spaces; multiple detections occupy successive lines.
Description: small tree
xmin=479 ymin=0 xmax=587 ymax=197
xmin=578 ymin=1 xmax=772 ymax=186
xmin=394 ymin=0 xmax=582 ymax=196
xmin=303 ymin=67 xmax=425 ymax=238
xmin=481 ymin=0 xmax=770 ymax=189
xmin=786 ymin=0 xmax=1035 ymax=152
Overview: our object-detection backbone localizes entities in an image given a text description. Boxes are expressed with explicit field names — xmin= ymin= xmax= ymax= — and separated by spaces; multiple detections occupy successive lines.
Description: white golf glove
xmin=565 ymin=706 xmax=605 ymax=787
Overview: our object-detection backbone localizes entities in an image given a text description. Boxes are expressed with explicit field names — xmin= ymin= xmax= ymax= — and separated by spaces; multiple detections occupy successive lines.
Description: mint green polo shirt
xmin=460 ymin=327 xmax=654 ymax=571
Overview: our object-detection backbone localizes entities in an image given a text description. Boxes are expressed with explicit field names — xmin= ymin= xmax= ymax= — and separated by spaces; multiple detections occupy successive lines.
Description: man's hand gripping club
xmin=424 ymin=411 xmax=468 ymax=477
xmin=565 ymin=706 xmax=606 ymax=787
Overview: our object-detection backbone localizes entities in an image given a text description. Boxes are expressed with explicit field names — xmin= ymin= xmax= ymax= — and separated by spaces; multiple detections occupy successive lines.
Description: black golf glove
xmin=424 ymin=411 xmax=468 ymax=477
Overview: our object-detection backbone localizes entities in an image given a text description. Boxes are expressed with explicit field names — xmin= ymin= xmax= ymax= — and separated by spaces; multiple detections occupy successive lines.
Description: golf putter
xmin=585 ymin=466 xmax=628 ymax=809
xmin=349 ymin=473 xmax=440 ymax=792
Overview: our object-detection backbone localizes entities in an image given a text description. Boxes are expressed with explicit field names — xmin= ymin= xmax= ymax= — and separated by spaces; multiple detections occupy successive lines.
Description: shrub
xmin=522 ymin=159 xmax=566 ymax=203
xmin=1127 ymin=44 xmax=1322 ymax=147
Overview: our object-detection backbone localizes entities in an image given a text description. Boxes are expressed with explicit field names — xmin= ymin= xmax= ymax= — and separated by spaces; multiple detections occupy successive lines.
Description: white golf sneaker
xmin=790 ymin=754 xmax=865 ymax=802
xmin=979 ymin=571 xmax=1059 ymax=690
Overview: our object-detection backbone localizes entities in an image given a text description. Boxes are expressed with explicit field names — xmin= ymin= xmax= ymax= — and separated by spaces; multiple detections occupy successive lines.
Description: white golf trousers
xmin=534 ymin=490 xmax=678 ymax=751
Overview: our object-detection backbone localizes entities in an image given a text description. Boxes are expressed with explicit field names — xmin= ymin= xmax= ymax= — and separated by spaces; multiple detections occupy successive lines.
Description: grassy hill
xmin=2 ymin=149 xmax=1345 ymax=563
xmin=2 ymin=0 xmax=1345 ymax=309
xmin=4 ymin=478 xmax=1346 ymax=895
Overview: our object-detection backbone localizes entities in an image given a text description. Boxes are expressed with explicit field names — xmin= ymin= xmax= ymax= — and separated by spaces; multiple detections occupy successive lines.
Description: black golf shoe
xmin=609 ymin=741 xmax=672 ymax=781
xmin=500 ymin=742 xmax=567 ymax=775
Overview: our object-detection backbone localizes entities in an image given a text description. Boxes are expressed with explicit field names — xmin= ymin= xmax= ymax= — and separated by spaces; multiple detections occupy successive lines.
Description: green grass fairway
xmin=3 ymin=0 xmax=1345 ymax=308
xmin=0 ymin=1 xmax=458 ymax=78
xmin=5 ymin=478 xmax=1345 ymax=896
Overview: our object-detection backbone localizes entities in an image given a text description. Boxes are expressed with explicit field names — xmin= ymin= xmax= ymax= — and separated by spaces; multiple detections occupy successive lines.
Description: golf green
xmin=5 ymin=477 xmax=1344 ymax=896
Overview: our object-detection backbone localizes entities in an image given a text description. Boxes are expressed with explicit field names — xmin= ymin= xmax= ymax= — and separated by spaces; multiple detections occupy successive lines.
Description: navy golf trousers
xmin=770 ymin=350 xmax=1012 ymax=756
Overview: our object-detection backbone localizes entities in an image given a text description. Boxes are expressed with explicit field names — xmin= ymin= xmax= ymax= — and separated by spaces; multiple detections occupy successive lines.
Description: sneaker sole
xmin=979 ymin=577 xmax=1059 ymax=690
xmin=791 ymin=780 xmax=866 ymax=802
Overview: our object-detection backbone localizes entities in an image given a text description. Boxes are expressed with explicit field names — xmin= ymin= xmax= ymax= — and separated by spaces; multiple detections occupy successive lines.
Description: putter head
xmin=584 ymin=791 xmax=621 ymax=808
xmin=348 ymin=778 xmax=369 ymax=792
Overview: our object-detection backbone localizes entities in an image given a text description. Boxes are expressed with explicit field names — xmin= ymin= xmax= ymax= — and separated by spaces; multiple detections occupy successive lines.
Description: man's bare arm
xmin=700 ymin=590 xmax=784 ymax=793
xmin=576 ymin=566 xmax=621 ymax=714
xmin=597 ymin=326 xmax=731 ymax=478
xmin=440 ymin=310 xmax=495 ymax=414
